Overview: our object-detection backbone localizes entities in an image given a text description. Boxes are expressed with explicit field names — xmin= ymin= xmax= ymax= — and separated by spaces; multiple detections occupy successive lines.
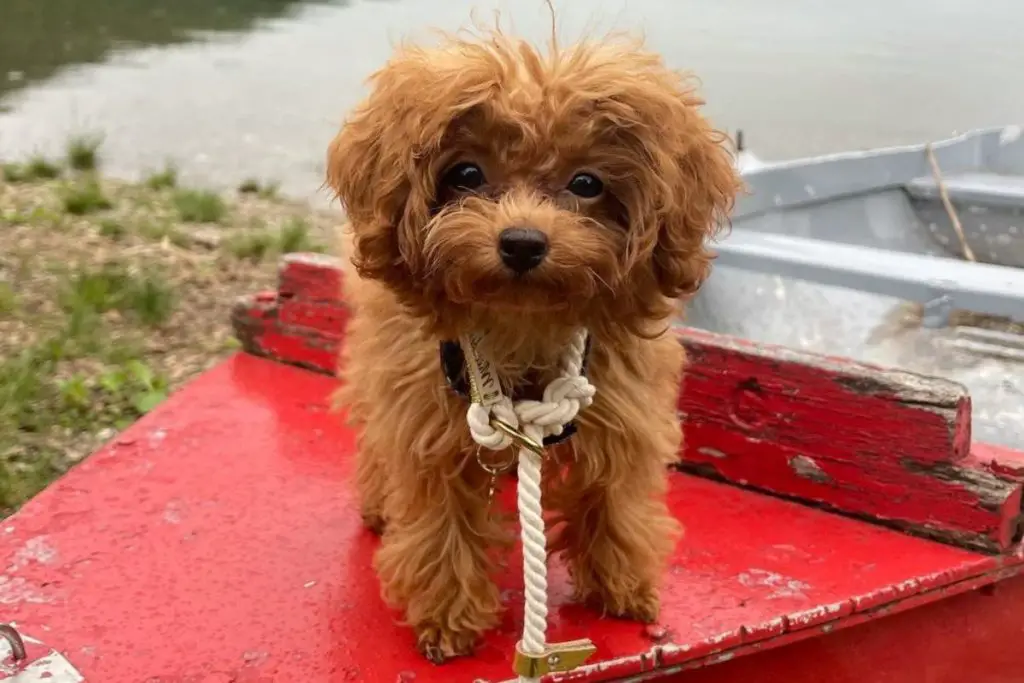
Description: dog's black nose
xmin=498 ymin=227 xmax=548 ymax=274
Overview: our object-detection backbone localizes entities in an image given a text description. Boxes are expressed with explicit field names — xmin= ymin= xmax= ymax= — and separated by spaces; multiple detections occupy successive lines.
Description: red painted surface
xmin=2 ymin=354 xmax=1023 ymax=683
xmin=652 ymin=573 xmax=1024 ymax=683
xmin=974 ymin=441 xmax=1024 ymax=483
xmin=678 ymin=329 xmax=1022 ymax=553
xmin=231 ymin=253 xmax=1024 ymax=553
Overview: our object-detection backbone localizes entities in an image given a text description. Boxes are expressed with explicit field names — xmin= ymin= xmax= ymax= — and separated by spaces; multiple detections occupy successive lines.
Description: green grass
xmin=128 ymin=274 xmax=176 ymax=326
xmin=61 ymin=178 xmax=113 ymax=215
xmin=26 ymin=155 xmax=62 ymax=180
xmin=0 ymin=450 xmax=62 ymax=516
xmin=0 ymin=160 xmax=332 ymax=513
xmin=144 ymin=163 xmax=178 ymax=190
xmin=225 ymin=218 xmax=325 ymax=262
xmin=0 ymin=335 xmax=168 ymax=511
xmin=238 ymin=177 xmax=279 ymax=199
xmin=0 ymin=283 xmax=17 ymax=315
xmin=3 ymin=156 xmax=62 ymax=182
xmin=278 ymin=217 xmax=317 ymax=254
xmin=227 ymin=231 xmax=274 ymax=262
xmin=60 ymin=264 xmax=175 ymax=328
xmin=137 ymin=221 xmax=190 ymax=248
xmin=98 ymin=219 xmax=126 ymax=240
xmin=66 ymin=134 xmax=103 ymax=171
xmin=173 ymin=189 xmax=226 ymax=222
xmin=1 ymin=162 xmax=29 ymax=183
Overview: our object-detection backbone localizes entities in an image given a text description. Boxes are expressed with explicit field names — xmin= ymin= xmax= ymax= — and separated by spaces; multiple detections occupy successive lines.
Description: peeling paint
xmin=788 ymin=455 xmax=832 ymax=484
xmin=162 ymin=500 xmax=184 ymax=525
xmin=738 ymin=569 xmax=811 ymax=600
xmin=7 ymin=536 xmax=58 ymax=572
xmin=696 ymin=447 xmax=727 ymax=460
xmin=148 ymin=428 xmax=167 ymax=448
xmin=787 ymin=600 xmax=848 ymax=627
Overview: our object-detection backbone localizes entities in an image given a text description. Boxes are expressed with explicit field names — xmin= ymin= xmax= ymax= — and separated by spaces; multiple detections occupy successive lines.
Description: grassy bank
xmin=0 ymin=136 xmax=336 ymax=515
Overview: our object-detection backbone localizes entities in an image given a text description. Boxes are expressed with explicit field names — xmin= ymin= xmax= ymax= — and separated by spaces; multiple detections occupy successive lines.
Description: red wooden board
xmin=677 ymin=329 xmax=1022 ymax=552
xmin=0 ymin=355 xmax=1022 ymax=682
xmin=232 ymin=253 xmax=1024 ymax=553
xmin=651 ymin=573 xmax=1024 ymax=683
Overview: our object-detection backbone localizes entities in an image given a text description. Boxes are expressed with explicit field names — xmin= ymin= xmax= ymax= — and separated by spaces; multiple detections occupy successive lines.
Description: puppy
xmin=325 ymin=29 xmax=740 ymax=663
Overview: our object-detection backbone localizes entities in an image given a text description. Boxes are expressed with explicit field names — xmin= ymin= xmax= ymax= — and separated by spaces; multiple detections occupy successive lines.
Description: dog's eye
xmin=441 ymin=162 xmax=486 ymax=191
xmin=567 ymin=172 xmax=604 ymax=198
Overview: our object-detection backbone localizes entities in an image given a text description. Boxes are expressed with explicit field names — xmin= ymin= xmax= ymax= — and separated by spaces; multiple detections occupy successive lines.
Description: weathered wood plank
xmin=677 ymin=329 xmax=1021 ymax=553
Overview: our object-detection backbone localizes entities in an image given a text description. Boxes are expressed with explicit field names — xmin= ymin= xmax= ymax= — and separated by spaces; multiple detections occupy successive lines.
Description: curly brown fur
xmin=326 ymin=28 xmax=740 ymax=662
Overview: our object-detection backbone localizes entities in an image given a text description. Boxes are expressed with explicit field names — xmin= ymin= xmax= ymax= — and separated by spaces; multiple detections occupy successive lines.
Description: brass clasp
xmin=512 ymin=639 xmax=597 ymax=677
xmin=490 ymin=418 xmax=544 ymax=457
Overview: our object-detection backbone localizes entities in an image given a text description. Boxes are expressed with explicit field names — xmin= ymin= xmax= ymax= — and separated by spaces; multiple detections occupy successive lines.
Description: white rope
xmin=462 ymin=329 xmax=594 ymax=682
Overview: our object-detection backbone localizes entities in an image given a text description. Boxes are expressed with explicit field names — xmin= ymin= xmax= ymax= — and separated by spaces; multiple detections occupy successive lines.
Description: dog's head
xmin=327 ymin=32 xmax=740 ymax=339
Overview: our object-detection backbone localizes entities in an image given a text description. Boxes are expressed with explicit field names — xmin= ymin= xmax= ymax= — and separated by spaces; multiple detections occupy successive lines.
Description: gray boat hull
xmin=691 ymin=126 xmax=1024 ymax=450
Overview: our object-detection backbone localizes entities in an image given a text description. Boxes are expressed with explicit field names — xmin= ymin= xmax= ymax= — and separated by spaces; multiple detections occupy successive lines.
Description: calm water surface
xmin=1 ymin=0 xmax=1021 ymax=205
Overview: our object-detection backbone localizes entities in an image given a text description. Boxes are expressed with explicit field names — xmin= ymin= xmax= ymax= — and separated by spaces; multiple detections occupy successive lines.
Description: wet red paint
xmin=2 ymin=354 xmax=1023 ymax=683
xmin=656 ymin=572 xmax=1024 ymax=683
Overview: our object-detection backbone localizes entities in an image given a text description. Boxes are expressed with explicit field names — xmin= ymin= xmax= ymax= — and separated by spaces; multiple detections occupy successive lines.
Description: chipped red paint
xmin=657 ymin=570 xmax=1024 ymax=683
xmin=2 ymin=354 xmax=1024 ymax=683
xmin=677 ymin=329 xmax=1022 ymax=553
xmin=230 ymin=253 xmax=1024 ymax=553
xmin=973 ymin=441 xmax=1024 ymax=483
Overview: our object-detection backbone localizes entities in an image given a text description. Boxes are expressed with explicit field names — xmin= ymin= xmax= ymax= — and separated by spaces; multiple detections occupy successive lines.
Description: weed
xmin=66 ymin=134 xmax=103 ymax=172
xmin=25 ymin=155 xmax=61 ymax=180
xmin=1 ymin=163 xmax=28 ymax=183
xmin=126 ymin=274 xmax=175 ymax=327
xmin=145 ymin=163 xmax=178 ymax=190
xmin=0 ymin=283 xmax=16 ymax=315
xmin=123 ymin=359 xmax=169 ymax=414
xmin=58 ymin=374 xmax=91 ymax=412
xmin=228 ymin=232 xmax=274 ymax=262
xmin=59 ymin=264 xmax=175 ymax=328
xmin=173 ymin=189 xmax=226 ymax=223
xmin=237 ymin=178 xmax=260 ymax=194
xmin=238 ymin=178 xmax=279 ymax=199
xmin=98 ymin=219 xmax=126 ymax=240
xmin=0 ymin=450 xmax=62 ymax=515
xmin=278 ymin=217 xmax=314 ymax=253
xmin=62 ymin=178 xmax=113 ymax=215
xmin=0 ymin=348 xmax=50 ymax=433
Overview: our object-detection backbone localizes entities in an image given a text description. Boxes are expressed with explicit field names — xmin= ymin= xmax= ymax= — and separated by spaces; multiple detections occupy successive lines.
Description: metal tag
xmin=459 ymin=332 xmax=503 ymax=407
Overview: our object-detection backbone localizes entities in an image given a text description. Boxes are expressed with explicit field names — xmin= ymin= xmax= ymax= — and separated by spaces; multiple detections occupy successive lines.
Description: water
xmin=1 ymin=0 xmax=1022 ymax=205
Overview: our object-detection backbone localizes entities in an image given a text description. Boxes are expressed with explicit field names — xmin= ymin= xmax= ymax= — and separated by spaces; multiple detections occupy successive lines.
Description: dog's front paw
xmin=578 ymin=580 xmax=661 ymax=624
xmin=361 ymin=511 xmax=386 ymax=535
xmin=416 ymin=622 xmax=479 ymax=664
xmin=608 ymin=584 xmax=661 ymax=623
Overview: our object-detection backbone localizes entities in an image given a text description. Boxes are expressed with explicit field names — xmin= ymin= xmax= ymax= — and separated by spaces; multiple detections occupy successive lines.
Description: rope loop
xmin=460 ymin=328 xmax=594 ymax=682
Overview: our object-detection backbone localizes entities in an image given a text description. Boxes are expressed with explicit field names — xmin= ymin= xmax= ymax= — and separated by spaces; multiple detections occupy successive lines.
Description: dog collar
xmin=439 ymin=337 xmax=591 ymax=447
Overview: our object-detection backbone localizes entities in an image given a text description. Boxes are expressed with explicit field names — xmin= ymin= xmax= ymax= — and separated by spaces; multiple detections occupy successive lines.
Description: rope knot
xmin=459 ymin=327 xmax=595 ymax=682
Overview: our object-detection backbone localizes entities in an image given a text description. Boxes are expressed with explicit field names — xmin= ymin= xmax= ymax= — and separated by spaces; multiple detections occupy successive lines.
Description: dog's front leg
xmin=551 ymin=384 xmax=683 ymax=623
xmin=374 ymin=453 xmax=502 ymax=663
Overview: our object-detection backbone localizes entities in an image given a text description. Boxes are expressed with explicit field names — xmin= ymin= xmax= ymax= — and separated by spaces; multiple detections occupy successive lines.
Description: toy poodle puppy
xmin=326 ymin=28 xmax=740 ymax=663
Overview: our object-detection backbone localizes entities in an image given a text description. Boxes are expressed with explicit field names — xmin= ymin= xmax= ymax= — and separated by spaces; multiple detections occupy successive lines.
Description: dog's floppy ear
xmin=587 ymin=46 xmax=741 ymax=300
xmin=326 ymin=76 xmax=418 ymax=285
xmin=650 ymin=91 xmax=740 ymax=299
xmin=325 ymin=40 xmax=501 ymax=286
